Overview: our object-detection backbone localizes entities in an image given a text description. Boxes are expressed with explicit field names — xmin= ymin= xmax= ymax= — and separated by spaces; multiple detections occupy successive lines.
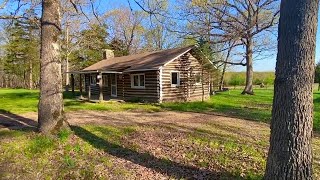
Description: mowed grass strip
xmin=0 ymin=89 xmax=161 ymax=114
xmin=0 ymin=88 xmax=319 ymax=131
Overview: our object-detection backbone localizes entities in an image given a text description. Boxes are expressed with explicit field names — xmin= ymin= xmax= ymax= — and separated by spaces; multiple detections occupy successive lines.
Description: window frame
xmin=130 ymin=73 xmax=145 ymax=89
xmin=102 ymin=74 xmax=108 ymax=87
xmin=195 ymin=72 xmax=202 ymax=85
xmin=171 ymin=71 xmax=180 ymax=87
xmin=90 ymin=74 xmax=97 ymax=85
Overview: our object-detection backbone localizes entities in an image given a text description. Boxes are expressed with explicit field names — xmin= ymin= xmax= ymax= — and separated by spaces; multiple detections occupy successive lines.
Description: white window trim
xmin=131 ymin=73 xmax=145 ymax=89
xmin=171 ymin=71 xmax=180 ymax=87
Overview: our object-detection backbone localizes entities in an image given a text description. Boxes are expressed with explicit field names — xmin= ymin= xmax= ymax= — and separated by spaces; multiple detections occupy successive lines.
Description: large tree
xmin=265 ymin=0 xmax=319 ymax=179
xmin=172 ymin=0 xmax=279 ymax=95
xmin=38 ymin=0 xmax=67 ymax=133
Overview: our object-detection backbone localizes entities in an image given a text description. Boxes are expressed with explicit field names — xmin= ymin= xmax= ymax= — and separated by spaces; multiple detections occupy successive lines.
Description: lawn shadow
xmin=0 ymin=109 xmax=37 ymax=131
xmin=72 ymin=125 xmax=237 ymax=179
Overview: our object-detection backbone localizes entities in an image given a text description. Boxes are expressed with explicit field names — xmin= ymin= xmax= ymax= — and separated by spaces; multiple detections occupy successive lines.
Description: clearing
xmin=1 ymin=110 xmax=320 ymax=179
xmin=0 ymin=88 xmax=320 ymax=179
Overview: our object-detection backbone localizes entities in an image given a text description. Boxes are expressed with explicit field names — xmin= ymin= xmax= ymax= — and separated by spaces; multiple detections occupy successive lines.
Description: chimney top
xmin=103 ymin=49 xmax=114 ymax=59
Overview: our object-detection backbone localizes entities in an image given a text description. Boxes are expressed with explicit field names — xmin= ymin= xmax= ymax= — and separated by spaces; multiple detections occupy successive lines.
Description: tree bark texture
xmin=265 ymin=0 xmax=319 ymax=179
xmin=242 ymin=38 xmax=254 ymax=95
xmin=38 ymin=0 xmax=67 ymax=134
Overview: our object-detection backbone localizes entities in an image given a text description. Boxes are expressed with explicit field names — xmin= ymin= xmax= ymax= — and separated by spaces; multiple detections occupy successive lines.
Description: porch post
xmin=79 ymin=74 xmax=83 ymax=99
xmin=88 ymin=74 xmax=91 ymax=100
xmin=99 ymin=72 xmax=103 ymax=101
xmin=71 ymin=73 xmax=75 ymax=94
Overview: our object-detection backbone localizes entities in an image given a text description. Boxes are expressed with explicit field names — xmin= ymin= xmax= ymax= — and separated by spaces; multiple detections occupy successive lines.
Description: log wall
xmin=161 ymin=53 xmax=210 ymax=102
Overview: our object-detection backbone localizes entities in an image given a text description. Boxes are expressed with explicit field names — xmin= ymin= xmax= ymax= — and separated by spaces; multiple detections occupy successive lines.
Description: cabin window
xmin=102 ymin=75 xmax=108 ymax=86
xmin=171 ymin=72 xmax=180 ymax=86
xmin=195 ymin=72 xmax=202 ymax=84
xmin=131 ymin=74 xmax=145 ymax=88
xmin=90 ymin=74 xmax=97 ymax=85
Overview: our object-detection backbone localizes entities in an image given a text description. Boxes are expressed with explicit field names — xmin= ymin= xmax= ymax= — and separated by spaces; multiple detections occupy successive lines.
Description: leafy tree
xmin=109 ymin=38 xmax=129 ymax=57
xmin=69 ymin=24 xmax=109 ymax=70
xmin=229 ymin=74 xmax=245 ymax=89
xmin=3 ymin=21 xmax=40 ymax=89
xmin=265 ymin=0 xmax=318 ymax=178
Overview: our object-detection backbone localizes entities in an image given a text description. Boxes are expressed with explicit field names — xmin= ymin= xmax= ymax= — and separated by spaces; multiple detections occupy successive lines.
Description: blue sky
xmin=111 ymin=0 xmax=320 ymax=72
xmin=2 ymin=0 xmax=319 ymax=72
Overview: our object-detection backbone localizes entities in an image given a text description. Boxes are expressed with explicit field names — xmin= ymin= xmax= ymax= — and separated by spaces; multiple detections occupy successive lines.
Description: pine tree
xmin=4 ymin=21 xmax=40 ymax=89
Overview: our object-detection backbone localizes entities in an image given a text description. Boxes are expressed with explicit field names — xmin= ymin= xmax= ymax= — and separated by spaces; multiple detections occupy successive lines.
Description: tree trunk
xmin=265 ymin=0 xmax=319 ymax=179
xmin=242 ymin=37 xmax=254 ymax=95
xmin=29 ymin=59 xmax=33 ymax=89
xmin=38 ymin=0 xmax=67 ymax=134
xmin=219 ymin=63 xmax=227 ymax=91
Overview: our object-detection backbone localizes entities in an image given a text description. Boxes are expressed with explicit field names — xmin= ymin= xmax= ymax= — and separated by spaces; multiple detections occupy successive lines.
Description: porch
xmin=67 ymin=70 xmax=123 ymax=102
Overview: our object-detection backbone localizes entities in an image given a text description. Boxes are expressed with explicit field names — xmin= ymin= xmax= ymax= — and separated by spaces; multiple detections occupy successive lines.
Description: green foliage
xmin=3 ymin=21 xmax=40 ymax=88
xmin=69 ymin=24 xmax=109 ymax=70
xmin=229 ymin=74 xmax=245 ymax=87
xmin=225 ymin=72 xmax=274 ymax=87
xmin=109 ymin=38 xmax=129 ymax=56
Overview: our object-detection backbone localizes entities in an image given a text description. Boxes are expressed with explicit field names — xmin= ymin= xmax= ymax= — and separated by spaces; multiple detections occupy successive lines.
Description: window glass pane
xmin=103 ymin=75 xmax=108 ymax=86
xmin=195 ymin=73 xmax=201 ymax=83
xmin=111 ymin=74 xmax=116 ymax=85
xmin=91 ymin=75 xmax=96 ymax=84
xmin=140 ymin=75 xmax=145 ymax=86
xmin=133 ymin=75 xmax=139 ymax=86
xmin=172 ymin=72 xmax=178 ymax=84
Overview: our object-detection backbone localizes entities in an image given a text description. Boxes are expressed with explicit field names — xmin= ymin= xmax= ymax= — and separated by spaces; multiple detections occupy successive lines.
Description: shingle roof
xmin=82 ymin=45 xmax=194 ymax=72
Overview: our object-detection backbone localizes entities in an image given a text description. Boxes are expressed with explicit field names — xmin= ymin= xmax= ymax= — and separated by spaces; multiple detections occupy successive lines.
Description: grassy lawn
xmin=162 ymin=89 xmax=320 ymax=132
xmin=0 ymin=88 xmax=161 ymax=114
xmin=1 ymin=88 xmax=320 ymax=179
xmin=1 ymin=88 xmax=319 ymax=130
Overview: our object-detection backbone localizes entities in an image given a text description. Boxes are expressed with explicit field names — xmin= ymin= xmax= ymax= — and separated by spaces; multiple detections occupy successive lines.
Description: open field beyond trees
xmin=0 ymin=88 xmax=320 ymax=179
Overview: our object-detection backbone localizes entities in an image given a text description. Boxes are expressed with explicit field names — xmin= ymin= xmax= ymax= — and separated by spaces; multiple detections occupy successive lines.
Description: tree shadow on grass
xmin=72 ymin=125 xmax=237 ymax=179
xmin=0 ymin=109 xmax=37 ymax=131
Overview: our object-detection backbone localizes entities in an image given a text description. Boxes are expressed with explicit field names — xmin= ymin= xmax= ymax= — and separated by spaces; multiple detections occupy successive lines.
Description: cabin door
xmin=111 ymin=74 xmax=117 ymax=97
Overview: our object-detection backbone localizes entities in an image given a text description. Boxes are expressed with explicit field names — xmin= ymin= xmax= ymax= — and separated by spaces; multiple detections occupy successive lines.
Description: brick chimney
xmin=103 ymin=49 xmax=114 ymax=59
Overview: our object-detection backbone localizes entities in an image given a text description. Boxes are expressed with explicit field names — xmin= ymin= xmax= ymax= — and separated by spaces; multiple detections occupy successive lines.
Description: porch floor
xmin=77 ymin=95 xmax=125 ymax=103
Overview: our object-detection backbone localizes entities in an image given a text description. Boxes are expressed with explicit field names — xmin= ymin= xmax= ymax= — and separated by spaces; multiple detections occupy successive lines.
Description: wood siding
xmin=84 ymin=71 xmax=159 ymax=102
xmin=123 ymin=70 xmax=159 ymax=102
xmin=161 ymin=53 xmax=210 ymax=102
xmin=82 ymin=53 xmax=210 ymax=103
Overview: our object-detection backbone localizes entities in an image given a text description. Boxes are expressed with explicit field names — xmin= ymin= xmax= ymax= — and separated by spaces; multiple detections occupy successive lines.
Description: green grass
xmin=1 ymin=88 xmax=320 ymax=131
xmin=162 ymin=89 xmax=320 ymax=131
xmin=0 ymin=88 xmax=320 ymax=132
xmin=0 ymin=88 xmax=161 ymax=114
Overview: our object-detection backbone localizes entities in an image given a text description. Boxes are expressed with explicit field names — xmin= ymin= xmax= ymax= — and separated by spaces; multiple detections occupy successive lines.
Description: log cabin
xmin=69 ymin=45 xmax=213 ymax=103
